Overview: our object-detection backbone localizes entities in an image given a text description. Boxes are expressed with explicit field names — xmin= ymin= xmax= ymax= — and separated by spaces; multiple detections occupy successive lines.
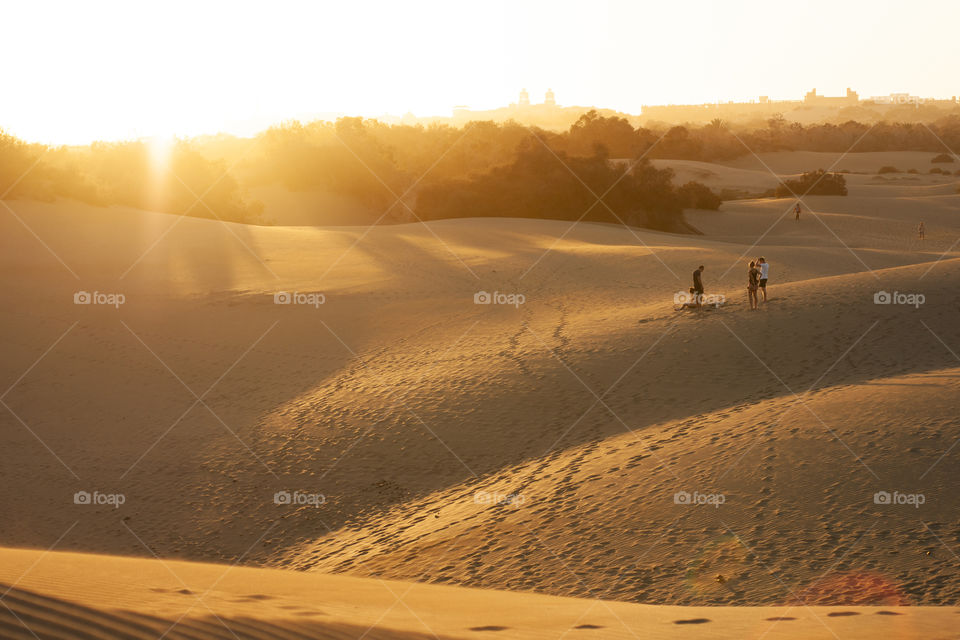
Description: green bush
xmin=678 ymin=181 xmax=721 ymax=210
xmin=417 ymin=143 xmax=691 ymax=231
xmin=775 ymin=170 xmax=847 ymax=197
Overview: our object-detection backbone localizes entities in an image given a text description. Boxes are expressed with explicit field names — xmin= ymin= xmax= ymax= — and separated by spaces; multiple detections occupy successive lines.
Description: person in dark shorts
xmin=795 ymin=202 xmax=801 ymax=221
xmin=692 ymin=265 xmax=705 ymax=309
xmin=757 ymin=257 xmax=769 ymax=302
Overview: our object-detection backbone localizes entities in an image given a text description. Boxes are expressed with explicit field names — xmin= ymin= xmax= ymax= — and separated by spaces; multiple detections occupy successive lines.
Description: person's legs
xmin=760 ymin=280 xmax=767 ymax=302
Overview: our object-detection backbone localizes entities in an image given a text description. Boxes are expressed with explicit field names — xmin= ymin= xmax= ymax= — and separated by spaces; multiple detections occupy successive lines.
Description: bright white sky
xmin=4 ymin=0 xmax=958 ymax=144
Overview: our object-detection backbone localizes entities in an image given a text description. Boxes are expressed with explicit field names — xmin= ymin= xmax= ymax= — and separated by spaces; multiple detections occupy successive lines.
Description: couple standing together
xmin=689 ymin=259 xmax=769 ymax=311
xmin=747 ymin=257 xmax=769 ymax=310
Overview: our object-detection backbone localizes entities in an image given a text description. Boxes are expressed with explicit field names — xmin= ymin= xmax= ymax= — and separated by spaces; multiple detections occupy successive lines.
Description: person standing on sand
xmin=757 ymin=257 xmax=769 ymax=303
xmin=795 ymin=202 xmax=801 ymax=222
xmin=747 ymin=261 xmax=760 ymax=310
xmin=693 ymin=265 xmax=705 ymax=309
xmin=918 ymin=221 xmax=925 ymax=240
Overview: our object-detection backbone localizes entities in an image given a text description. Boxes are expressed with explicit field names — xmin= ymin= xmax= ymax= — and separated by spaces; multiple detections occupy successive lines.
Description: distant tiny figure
xmin=794 ymin=202 xmax=801 ymax=222
xmin=747 ymin=261 xmax=760 ymax=310
xmin=918 ymin=221 xmax=925 ymax=240
xmin=757 ymin=257 xmax=769 ymax=302
xmin=693 ymin=265 xmax=705 ymax=309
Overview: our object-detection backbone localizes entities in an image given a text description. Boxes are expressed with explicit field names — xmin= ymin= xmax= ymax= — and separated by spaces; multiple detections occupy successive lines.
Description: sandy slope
xmin=0 ymin=547 xmax=955 ymax=640
xmin=652 ymin=159 xmax=780 ymax=193
xmin=1 ymin=152 xmax=959 ymax=635
xmin=718 ymin=151 xmax=959 ymax=175
xmin=285 ymin=361 xmax=960 ymax=605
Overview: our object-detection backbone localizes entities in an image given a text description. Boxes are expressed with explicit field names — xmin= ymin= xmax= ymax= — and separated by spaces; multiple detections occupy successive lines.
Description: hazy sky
xmin=4 ymin=0 xmax=959 ymax=143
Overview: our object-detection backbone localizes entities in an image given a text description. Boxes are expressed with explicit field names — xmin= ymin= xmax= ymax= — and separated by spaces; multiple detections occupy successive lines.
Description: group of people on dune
xmin=682 ymin=258 xmax=769 ymax=311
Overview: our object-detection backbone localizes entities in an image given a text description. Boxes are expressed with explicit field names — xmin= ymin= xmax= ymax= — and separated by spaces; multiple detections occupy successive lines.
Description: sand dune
xmin=718 ymin=151 xmax=959 ymax=175
xmin=0 ymin=547 xmax=955 ymax=639
xmin=652 ymin=159 xmax=780 ymax=193
xmin=285 ymin=362 xmax=960 ymax=605
xmin=2 ymin=152 xmax=959 ymax=636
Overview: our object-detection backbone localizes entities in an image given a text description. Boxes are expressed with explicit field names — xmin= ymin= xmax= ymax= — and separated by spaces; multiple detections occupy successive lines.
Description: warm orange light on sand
xmin=3 ymin=0 xmax=959 ymax=144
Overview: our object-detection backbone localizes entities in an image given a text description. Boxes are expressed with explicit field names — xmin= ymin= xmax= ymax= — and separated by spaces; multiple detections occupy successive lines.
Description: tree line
xmin=4 ymin=111 xmax=956 ymax=229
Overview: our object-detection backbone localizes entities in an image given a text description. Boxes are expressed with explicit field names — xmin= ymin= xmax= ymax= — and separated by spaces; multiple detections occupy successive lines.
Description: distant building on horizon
xmin=437 ymin=86 xmax=960 ymax=131
xmin=448 ymin=88 xmax=630 ymax=130
xmin=453 ymin=88 xmax=564 ymax=121
xmin=803 ymin=87 xmax=859 ymax=106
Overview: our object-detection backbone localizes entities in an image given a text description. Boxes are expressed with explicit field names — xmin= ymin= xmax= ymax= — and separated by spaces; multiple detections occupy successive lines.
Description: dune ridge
xmin=0 ymin=547 xmax=955 ymax=640
xmin=2 ymin=151 xmax=959 ymax=636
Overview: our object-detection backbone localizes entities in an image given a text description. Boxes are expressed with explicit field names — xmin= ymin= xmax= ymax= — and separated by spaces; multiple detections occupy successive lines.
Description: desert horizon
xmin=3 ymin=2 xmax=960 ymax=639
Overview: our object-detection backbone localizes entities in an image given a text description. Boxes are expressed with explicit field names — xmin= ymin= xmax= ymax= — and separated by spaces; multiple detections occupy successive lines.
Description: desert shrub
xmin=566 ymin=110 xmax=654 ymax=158
xmin=878 ymin=166 xmax=899 ymax=174
xmin=677 ymin=181 xmax=721 ymax=210
xmin=930 ymin=167 xmax=944 ymax=174
xmin=775 ymin=169 xmax=847 ymax=197
xmin=250 ymin=119 xmax=405 ymax=211
xmin=932 ymin=153 xmax=955 ymax=163
xmin=417 ymin=143 xmax=690 ymax=231
xmin=0 ymin=130 xmax=54 ymax=199
xmin=80 ymin=141 xmax=262 ymax=223
xmin=0 ymin=129 xmax=261 ymax=223
xmin=907 ymin=168 xmax=920 ymax=174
